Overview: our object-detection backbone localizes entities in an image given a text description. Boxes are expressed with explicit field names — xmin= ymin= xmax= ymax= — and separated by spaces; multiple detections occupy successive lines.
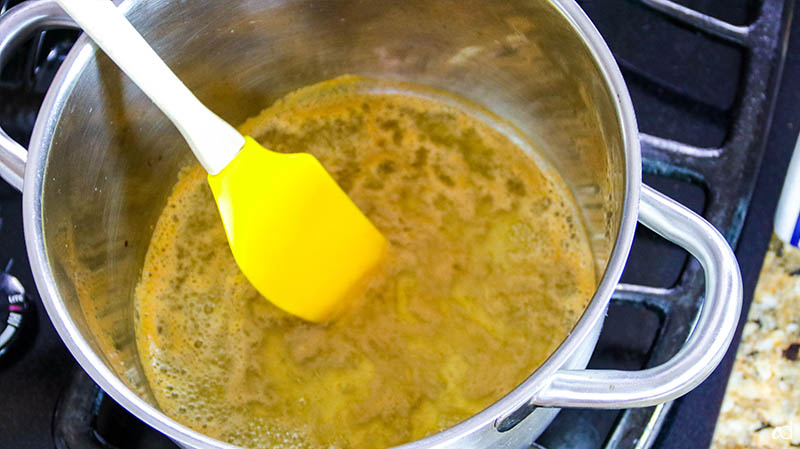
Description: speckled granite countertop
xmin=713 ymin=236 xmax=800 ymax=448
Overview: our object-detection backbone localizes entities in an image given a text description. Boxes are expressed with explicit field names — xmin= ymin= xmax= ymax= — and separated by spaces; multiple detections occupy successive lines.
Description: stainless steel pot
xmin=0 ymin=1 xmax=742 ymax=448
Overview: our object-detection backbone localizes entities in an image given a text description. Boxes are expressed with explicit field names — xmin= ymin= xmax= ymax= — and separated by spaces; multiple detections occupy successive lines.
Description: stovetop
xmin=0 ymin=1 xmax=798 ymax=448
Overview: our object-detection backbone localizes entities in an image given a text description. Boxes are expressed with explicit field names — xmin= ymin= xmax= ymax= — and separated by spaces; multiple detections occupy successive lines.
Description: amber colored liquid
xmin=134 ymin=77 xmax=595 ymax=449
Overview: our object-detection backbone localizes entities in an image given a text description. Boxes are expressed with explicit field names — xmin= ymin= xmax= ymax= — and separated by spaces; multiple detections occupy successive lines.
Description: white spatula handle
xmin=55 ymin=0 xmax=244 ymax=175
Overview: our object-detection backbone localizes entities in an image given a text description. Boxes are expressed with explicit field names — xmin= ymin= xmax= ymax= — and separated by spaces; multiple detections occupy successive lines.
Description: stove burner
xmin=0 ymin=262 xmax=28 ymax=358
xmin=53 ymin=370 xmax=178 ymax=449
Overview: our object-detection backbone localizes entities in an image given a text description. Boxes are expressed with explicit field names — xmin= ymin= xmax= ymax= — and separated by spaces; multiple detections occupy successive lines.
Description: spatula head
xmin=207 ymin=137 xmax=387 ymax=322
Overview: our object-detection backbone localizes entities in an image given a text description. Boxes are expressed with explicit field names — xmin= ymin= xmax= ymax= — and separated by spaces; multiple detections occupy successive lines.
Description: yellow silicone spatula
xmin=57 ymin=0 xmax=386 ymax=322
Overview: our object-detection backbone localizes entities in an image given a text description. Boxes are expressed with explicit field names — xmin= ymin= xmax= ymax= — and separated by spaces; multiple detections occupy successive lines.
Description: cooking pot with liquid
xmin=0 ymin=0 xmax=742 ymax=448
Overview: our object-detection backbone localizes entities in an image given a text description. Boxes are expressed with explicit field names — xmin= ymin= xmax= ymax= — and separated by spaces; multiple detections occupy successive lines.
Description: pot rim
xmin=22 ymin=0 xmax=641 ymax=447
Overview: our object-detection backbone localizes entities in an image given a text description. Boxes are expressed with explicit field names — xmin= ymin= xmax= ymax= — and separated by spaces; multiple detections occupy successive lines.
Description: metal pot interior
xmin=37 ymin=0 xmax=626 ymax=440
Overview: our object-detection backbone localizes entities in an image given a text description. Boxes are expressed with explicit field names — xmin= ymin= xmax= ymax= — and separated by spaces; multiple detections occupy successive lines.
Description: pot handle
xmin=0 ymin=0 xmax=75 ymax=191
xmin=533 ymin=184 xmax=741 ymax=411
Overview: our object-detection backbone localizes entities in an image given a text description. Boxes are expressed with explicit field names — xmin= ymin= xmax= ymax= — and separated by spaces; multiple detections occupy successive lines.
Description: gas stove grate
xmin=533 ymin=0 xmax=794 ymax=448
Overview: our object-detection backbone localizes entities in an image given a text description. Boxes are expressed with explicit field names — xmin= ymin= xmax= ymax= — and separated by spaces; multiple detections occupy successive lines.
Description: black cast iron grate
xmin=533 ymin=0 xmax=793 ymax=448
xmin=0 ymin=0 xmax=793 ymax=448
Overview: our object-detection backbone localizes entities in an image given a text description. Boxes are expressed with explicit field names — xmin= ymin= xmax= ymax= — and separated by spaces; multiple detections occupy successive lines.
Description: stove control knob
xmin=0 ymin=271 xmax=28 ymax=357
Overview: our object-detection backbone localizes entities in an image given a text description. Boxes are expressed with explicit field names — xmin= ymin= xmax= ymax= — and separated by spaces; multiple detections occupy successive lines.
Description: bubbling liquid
xmin=134 ymin=77 xmax=596 ymax=449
